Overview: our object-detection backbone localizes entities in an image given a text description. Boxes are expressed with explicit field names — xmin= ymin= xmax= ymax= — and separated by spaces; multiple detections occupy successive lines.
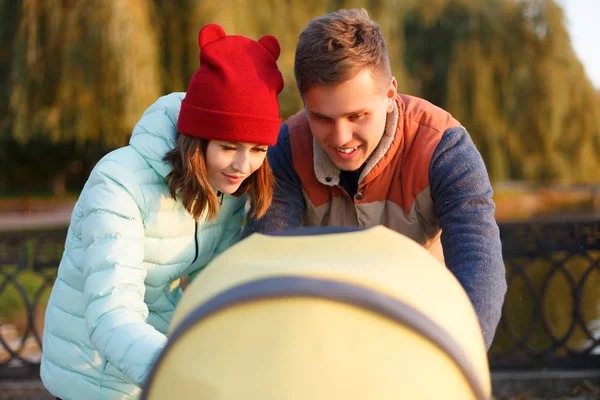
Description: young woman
xmin=40 ymin=23 xmax=284 ymax=400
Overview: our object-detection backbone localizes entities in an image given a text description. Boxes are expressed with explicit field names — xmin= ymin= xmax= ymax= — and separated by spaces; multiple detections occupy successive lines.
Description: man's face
xmin=303 ymin=69 xmax=397 ymax=171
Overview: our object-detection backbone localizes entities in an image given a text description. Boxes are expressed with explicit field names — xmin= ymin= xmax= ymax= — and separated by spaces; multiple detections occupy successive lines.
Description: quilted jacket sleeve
xmin=81 ymin=158 xmax=167 ymax=388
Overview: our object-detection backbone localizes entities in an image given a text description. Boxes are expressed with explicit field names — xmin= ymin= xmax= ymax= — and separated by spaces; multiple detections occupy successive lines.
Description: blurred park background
xmin=1 ymin=0 xmax=600 ymax=219
xmin=0 ymin=0 xmax=599 ymax=398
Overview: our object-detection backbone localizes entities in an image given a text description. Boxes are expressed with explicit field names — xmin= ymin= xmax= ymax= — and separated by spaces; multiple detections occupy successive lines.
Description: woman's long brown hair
xmin=163 ymin=134 xmax=274 ymax=221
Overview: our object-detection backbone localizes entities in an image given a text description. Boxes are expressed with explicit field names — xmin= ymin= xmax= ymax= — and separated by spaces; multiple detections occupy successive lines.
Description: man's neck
xmin=339 ymin=165 xmax=365 ymax=198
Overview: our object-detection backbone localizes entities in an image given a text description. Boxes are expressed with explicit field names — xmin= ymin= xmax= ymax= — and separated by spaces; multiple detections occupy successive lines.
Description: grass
xmin=493 ymin=184 xmax=600 ymax=221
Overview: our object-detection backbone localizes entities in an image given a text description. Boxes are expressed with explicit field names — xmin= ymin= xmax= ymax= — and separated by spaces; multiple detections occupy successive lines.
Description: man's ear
xmin=386 ymin=77 xmax=397 ymax=112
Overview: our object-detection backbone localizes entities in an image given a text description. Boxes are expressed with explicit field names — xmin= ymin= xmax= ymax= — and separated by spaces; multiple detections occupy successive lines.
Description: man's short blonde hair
xmin=294 ymin=8 xmax=392 ymax=94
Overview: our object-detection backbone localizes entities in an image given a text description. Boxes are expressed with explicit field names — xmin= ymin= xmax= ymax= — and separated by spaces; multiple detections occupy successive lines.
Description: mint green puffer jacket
xmin=40 ymin=93 xmax=246 ymax=399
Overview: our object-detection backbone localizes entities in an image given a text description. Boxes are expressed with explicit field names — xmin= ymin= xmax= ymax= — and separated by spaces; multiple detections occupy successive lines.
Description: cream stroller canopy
xmin=142 ymin=226 xmax=492 ymax=400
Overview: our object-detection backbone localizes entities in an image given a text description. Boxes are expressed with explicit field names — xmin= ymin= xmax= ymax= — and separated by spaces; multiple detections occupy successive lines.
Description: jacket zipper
xmin=191 ymin=191 xmax=220 ymax=266
xmin=192 ymin=220 xmax=199 ymax=264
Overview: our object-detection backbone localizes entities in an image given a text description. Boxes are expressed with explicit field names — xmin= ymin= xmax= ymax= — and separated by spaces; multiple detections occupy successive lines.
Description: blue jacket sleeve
xmin=243 ymin=124 xmax=305 ymax=238
xmin=81 ymin=159 xmax=167 ymax=388
xmin=429 ymin=127 xmax=507 ymax=350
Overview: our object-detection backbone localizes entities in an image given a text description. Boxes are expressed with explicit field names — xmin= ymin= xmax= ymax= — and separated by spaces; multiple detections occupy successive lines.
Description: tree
xmin=3 ymin=0 xmax=163 ymax=194
xmin=403 ymin=0 xmax=600 ymax=183
xmin=8 ymin=0 xmax=162 ymax=148
xmin=2 ymin=0 xmax=600 ymax=191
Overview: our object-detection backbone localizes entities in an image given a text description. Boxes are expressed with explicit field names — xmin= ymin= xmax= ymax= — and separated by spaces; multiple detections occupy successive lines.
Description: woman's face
xmin=205 ymin=140 xmax=268 ymax=194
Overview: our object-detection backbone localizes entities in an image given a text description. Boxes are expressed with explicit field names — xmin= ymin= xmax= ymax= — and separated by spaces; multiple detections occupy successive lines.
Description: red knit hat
xmin=177 ymin=24 xmax=284 ymax=146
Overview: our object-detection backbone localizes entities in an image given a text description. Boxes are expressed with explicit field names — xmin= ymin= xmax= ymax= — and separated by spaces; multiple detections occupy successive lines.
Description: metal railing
xmin=1 ymin=219 xmax=599 ymax=378
xmin=489 ymin=217 xmax=600 ymax=369
xmin=0 ymin=228 xmax=65 ymax=378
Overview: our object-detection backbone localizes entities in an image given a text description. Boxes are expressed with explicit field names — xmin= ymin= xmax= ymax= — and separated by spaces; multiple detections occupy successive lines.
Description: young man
xmin=243 ymin=8 xmax=506 ymax=349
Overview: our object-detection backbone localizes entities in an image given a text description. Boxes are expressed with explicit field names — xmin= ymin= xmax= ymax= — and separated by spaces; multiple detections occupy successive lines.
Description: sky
xmin=560 ymin=0 xmax=600 ymax=88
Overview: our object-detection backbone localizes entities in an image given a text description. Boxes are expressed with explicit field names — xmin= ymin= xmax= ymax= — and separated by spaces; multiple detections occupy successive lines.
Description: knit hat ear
xmin=258 ymin=34 xmax=281 ymax=61
xmin=198 ymin=24 xmax=226 ymax=49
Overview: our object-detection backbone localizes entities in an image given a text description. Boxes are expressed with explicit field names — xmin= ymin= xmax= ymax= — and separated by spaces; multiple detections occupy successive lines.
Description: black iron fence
xmin=490 ymin=217 xmax=600 ymax=370
xmin=0 ymin=219 xmax=599 ymax=379
xmin=0 ymin=228 xmax=65 ymax=379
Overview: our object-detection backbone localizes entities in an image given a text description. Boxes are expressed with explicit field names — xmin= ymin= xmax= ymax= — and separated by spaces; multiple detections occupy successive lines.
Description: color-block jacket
xmin=244 ymin=94 xmax=507 ymax=349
